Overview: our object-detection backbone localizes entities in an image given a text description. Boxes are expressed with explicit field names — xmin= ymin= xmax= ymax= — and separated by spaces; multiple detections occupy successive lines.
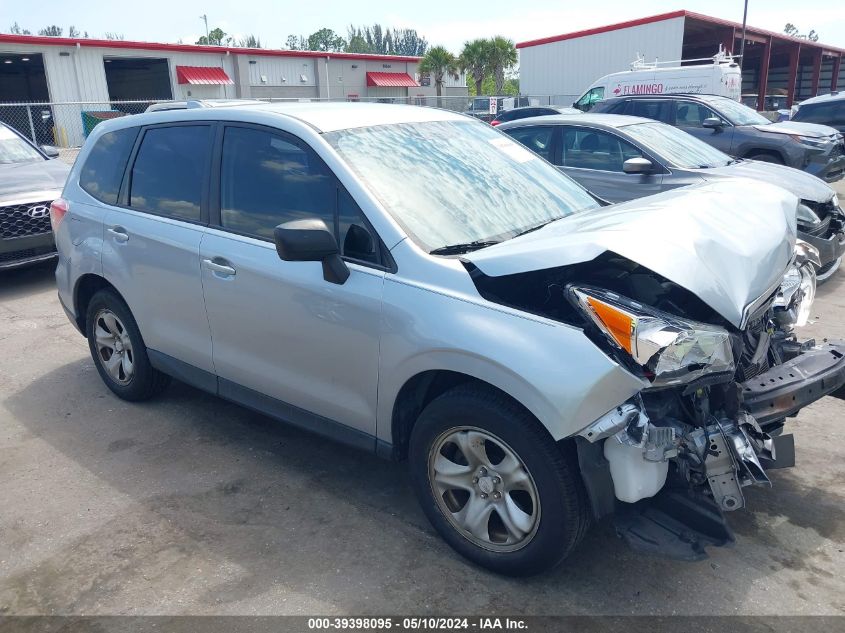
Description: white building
xmin=518 ymin=9 xmax=845 ymax=107
xmin=0 ymin=33 xmax=467 ymax=146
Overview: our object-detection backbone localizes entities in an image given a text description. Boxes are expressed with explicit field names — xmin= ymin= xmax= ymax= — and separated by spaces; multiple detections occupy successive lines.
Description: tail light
xmin=490 ymin=120 xmax=501 ymax=126
xmin=50 ymin=197 xmax=68 ymax=233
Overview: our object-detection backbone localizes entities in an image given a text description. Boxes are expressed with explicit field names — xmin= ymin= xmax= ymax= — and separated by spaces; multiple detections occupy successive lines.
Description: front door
xmin=199 ymin=124 xmax=386 ymax=436
xmin=674 ymin=99 xmax=735 ymax=155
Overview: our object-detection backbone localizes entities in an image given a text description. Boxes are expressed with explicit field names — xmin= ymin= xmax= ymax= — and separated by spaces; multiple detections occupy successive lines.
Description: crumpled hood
xmin=0 ymin=159 xmax=70 ymax=203
xmin=752 ymin=120 xmax=841 ymax=139
xmin=701 ymin=159 xmax=834 ymax=203
xmin=465 ymin=179 xmax=797 ymax=328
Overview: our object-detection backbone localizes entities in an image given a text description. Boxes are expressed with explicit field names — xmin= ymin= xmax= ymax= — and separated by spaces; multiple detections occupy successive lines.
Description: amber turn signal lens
xmin=585 ymin=296 xmax=635 ymax=354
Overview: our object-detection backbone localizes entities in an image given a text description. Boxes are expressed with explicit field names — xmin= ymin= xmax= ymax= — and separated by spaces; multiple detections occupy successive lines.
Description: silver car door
xmin=557 ymin=126 xmax=663 ymax=203
xmin=101 ymin=123 xmax=215 ymax=376
xmin=199 ymin=124 xmax=385 ymax=437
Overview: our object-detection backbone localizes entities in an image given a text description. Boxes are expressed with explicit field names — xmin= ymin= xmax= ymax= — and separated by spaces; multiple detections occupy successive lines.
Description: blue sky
xmin=2 ymin=0 xmax=844 ymax=52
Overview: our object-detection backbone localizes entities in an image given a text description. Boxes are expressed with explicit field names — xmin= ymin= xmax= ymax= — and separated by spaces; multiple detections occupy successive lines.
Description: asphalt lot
xmin=1 ymin=182 xmax=844 ymax=617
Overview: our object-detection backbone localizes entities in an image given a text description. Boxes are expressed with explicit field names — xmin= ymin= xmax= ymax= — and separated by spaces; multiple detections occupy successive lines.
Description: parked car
xmin=573 ymin=50 xmax=741 ymax=112
xmin=54 ymin=102 xmax=845 ymax=575
xmin=464 ymin=96 xmax=530 ymax=122
xmin=500 ymin=113 xmax=845 ymax=280
xmin=0 ymin=122 xmax=70 ymax=270
xmin=792 ymin=91 xmax=845 ymax=135
xmin=490 ymin=105 xmax=580 ymax=126
xmin=592 ymin=94 xmax=845 ymax=183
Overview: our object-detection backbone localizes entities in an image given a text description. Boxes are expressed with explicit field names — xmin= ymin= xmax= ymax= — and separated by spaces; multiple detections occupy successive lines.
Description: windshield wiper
xmin=429 ymin=240 xmax=501 ymax=255
xmin=513 ymin=218 xmax=560 ymax=238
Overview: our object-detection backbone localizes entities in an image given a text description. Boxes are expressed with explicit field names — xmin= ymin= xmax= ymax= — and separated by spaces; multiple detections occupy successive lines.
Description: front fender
xmin=376 ymin=276 xmax=645 ymax=444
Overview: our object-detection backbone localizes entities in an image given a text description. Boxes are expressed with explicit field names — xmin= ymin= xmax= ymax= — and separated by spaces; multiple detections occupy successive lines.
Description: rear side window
xmin=80 ymin=127 xmax=138 ymax=205
xmin=626 ymin=99 xmax=673 ymax=123
xmin=129 ymin=125 xmax=212 ymax=222
xmin=220 ymin=126 xmax=335 ymax=239
xmin=506 ymin=126 xmax=556 ymax=161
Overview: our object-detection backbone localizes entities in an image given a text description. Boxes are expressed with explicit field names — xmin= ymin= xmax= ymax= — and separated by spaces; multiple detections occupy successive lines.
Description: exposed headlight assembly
xmin=570 ymin=287 xmax=734 ymax=387
xmin=796 ymin=202 xmax=822 ymax=226
xmin=789 ymin=134 xmax=832 ymax=148
xmin=774 ymin=241 xmax=818 ymax=328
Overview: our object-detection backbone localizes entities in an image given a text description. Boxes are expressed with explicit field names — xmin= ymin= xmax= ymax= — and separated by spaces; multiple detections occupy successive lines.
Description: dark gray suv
xmin=593 ymin=94 xmax=845 ymax=183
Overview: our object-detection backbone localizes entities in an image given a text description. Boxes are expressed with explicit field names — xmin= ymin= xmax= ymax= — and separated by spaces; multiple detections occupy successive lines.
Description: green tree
xmin=307 ymin=28 xmax=346 ymax=52
xmin=236 ymin=34 xmax=261 ymax=48
xmin=784 ymin=23 xmax=819 ymax=41
xmin=459 ymin=39 xmax=490 ymax=98
xmin=420 ymin=45 xmax=459 ymax=107
xmin=9 ymin=22 xmax=32 ymax=35
xmin=487 ymin=36 xmax=517 ymax=95
xmin=104 ymin=32 xmax=124 ymax=40
xmin=38 ymin=25 xmax=63 ymax=37
xmin=196 ymin=27 xmax=227 ymax=45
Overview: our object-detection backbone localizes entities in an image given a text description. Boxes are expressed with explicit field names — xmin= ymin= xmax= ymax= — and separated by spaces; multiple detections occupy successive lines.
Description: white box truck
xmin=573 ymin=48 xmax=742 ymax=111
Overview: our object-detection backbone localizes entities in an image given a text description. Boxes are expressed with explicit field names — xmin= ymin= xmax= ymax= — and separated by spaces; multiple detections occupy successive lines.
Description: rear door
xmin=556 ymin=126 xmax=663 ymax=202
xmin=101 ymin=122 xmax=215 ymax=374
xmin=199 ymin=123 xmax=386 ymax=438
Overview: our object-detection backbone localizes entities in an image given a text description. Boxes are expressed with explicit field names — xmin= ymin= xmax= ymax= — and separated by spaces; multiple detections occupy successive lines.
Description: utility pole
xmin=739 ymin=0 xmax=748 ymax=69
xmin=199 ymin=14 xmax=209 ymax=44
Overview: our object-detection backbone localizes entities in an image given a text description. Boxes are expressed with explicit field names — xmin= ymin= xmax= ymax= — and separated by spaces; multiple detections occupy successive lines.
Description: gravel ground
xmin=0 ymin=181 xmax=844 ymax=616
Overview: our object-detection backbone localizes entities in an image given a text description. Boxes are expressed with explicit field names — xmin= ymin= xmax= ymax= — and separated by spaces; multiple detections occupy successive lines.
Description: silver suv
xmin=53 ymin=102 xmax=845 ymax=575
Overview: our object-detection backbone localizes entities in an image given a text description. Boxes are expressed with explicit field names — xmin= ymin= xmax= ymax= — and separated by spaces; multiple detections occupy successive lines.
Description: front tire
xmin=408 ymin=384 xmax=589 ymax=576
xmin=85 ymin=289 xmax=170 ymax=401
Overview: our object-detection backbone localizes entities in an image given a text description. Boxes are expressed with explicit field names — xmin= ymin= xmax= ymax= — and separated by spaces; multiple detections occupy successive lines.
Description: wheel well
xmin=743 ymin=148 xmax=785 ymax=163
xmin=73 ymin=274 xmax=123 ymax=332
xmin=390 ymin=371 xmax=528 ymax=461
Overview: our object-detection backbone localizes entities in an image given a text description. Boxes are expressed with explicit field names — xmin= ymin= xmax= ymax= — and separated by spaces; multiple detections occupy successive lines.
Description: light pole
xmin=739 ymin=0 xmax=748 ymax=69
xmin=199 ymin=14 xmax=209 ymax=44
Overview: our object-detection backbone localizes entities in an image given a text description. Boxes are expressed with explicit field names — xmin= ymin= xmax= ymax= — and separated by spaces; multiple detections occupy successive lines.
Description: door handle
xmin=202 ymin=258 xmax=236 ymax=277
xmin=107 ymin=226 xmax=129 ymax=243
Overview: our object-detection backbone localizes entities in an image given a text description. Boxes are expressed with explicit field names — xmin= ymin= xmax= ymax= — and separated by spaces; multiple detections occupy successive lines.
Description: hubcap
xmin=94 ymin=309 xmax=134 ymax=385
xmin=428 ymin=426 xmax=540 ymax=552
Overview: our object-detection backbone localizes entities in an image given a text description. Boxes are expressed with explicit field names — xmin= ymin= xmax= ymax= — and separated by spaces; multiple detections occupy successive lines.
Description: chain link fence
xmin=0 ymin=95 xmax=577 ymax=166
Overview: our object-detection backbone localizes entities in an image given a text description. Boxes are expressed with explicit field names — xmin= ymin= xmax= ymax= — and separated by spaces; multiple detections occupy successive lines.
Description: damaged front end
xmin=571 ymin=244 xmax=845 ymax=560
xmin=469 ymin=237 xmax=844 ymax=561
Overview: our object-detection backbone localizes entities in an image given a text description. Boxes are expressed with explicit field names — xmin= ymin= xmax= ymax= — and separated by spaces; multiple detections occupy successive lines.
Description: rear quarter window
xmin=79 ymin=127 xmax=139 ymax=205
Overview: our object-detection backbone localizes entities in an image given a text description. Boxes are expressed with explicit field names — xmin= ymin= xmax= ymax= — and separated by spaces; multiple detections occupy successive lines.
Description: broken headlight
xmin=773 ymin=241 xmax=818 ymax=328
xmin=796 ymin=203 xmax=822 ymax=227
xmin=570 ymin=286 xmax=734 ymax=387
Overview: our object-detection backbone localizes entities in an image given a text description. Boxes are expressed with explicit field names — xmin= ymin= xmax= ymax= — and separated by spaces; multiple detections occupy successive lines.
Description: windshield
xmin=702 ymin=96 xmax=771 ymax=126
xmin=0 ymin=126 xmax=45 ymax=164
xmin=325 ymin=119 xmax=599 ymax=253
xmin=623 ymin=121 xmax=733 ymax=168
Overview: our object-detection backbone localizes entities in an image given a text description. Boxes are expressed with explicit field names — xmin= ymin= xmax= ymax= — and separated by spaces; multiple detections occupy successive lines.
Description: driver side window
xmin=675 ymin=101 xmax=720 ymax=128
xmin=561 ymin=128 xmax=642 ymax=172
xmin=576 ymin=87 xmax=605 ymax=110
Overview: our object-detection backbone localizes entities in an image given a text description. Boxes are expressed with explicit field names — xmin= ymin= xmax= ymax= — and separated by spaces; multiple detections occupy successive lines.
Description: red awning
xmin=366 ymin=71 xmax=420 ymax=88
xmin=176 ymin=65 xmax=233 ymax=85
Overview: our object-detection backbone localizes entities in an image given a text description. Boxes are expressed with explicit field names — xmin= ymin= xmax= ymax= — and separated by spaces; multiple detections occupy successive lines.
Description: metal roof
xmin=516 ymin=10 xmax=845 ymax=55
xmin=0 ymin=33 xmax=422 ymax=62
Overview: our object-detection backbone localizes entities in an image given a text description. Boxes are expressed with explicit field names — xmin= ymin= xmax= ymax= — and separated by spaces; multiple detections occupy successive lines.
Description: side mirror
xmin=702 ymin=117 xmax=724 ymax=130
xmin=622 ymin=157 xmax=653 ymax=174
xmin=41 ymin=144 xmax=60 ymax=158
xmin=274 ymin=218 xmax=350 ymax=285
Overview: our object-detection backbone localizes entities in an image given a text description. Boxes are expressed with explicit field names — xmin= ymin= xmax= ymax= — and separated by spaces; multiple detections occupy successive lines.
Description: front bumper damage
xmin=577 ymin=339 xmax=845 ymax=561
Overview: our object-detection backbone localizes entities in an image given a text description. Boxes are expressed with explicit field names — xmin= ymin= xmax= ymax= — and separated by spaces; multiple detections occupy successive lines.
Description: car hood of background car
xmin=464 ymin=179 xmax=796 ymax=328
xmin=752 ymin=120 xmax=841 ymax=139
xmin=0 ymin=159 xmax=70 ymax=202
xmin=701 ymin=159 xmax=834 ymax=203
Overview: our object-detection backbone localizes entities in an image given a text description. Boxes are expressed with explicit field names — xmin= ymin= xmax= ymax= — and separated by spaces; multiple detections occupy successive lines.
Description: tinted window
xmin=338 ymin=188 xmax=379 ymax=264
xmin=506 ymin=126 xmax=556 ymax=161
xmin=80 ymin=127 xmax=138 ymax=204
xmin=220 ymin=126 xmax=334 ymax=240
xmin=675 ymin=101 xmax=719 ymax=127
xmin=129 ymin=125 xmax=211 ymax=221
xmin=626 ymin=99 xmax=673 ymax=123
xmin=794 ymin=102 xmax=845 ymax=125
xmin=561 ymin=128 xmax=642 ymax=171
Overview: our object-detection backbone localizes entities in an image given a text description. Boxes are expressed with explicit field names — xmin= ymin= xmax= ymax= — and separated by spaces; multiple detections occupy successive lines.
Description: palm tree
xmin=487 ymin=36 xmax=518 ymax=95
xmin=459 ymin=39 xmax=490 ymax=97
xmin=419 ymin=46 xmax=459 ymax=107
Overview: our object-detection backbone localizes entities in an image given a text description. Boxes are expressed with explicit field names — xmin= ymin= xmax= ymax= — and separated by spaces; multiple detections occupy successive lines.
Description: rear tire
xmin=747 ymin=152 xmax=784 ymax=165
xmin=85 ymin=289 xmax=170 ymax=401
xmin=408 ymin=384 xmax=589 ymax=576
